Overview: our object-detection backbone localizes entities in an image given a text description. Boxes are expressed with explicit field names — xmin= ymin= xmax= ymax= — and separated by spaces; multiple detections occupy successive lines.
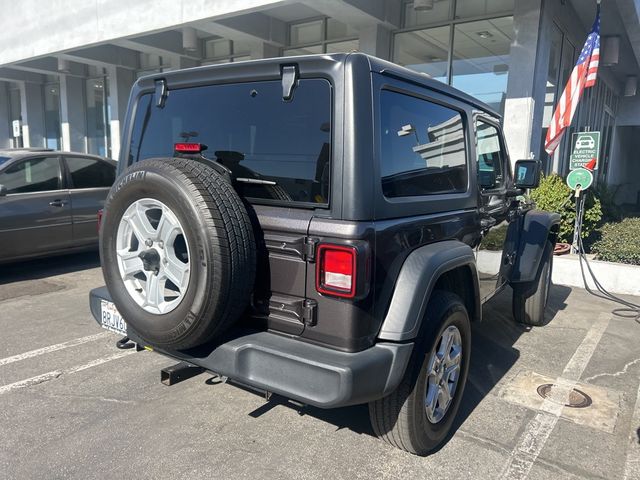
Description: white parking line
xmin=500 ymin=313 xmax=611 ymax=480
xmin=0 ymin=332 xmax=110 ymax=367
xmin=0 ymin=350 xmax=136 ymax=395
xmin=623 ymin=381 xmax=640 ymax=480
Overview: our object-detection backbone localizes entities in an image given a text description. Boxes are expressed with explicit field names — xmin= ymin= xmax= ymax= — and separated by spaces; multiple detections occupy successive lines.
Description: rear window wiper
xmin=235 ymin=177 xmax=277 ymax=186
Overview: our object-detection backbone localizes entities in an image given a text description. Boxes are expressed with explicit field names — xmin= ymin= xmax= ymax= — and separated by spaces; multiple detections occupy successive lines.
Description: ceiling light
xmin=624 ymin=76 xmax=637 ymax=97
xmin=601 ymin=36 xmax=620 ymax=66
xmin=414 ymin=0 xmax=434 ymax=11
xmin=476 ymin=31 xmax=493 ymax=39
xmin=182 ymin=27 xmax=198 ymax=52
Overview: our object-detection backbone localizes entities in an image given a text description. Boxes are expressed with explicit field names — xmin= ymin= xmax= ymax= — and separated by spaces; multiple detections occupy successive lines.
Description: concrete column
xmin=59 ymin=75 xmax=87 ymax=152
xmin=251 ymin=43 xmax=279 ymax=60
xmin=21 ymin=82 xmax=45 ymax=148
xmin=358 ymin=24 xmax=391 ymax=60
xmin=0 ymin=82 xmax=12 ymax=148
xmin=106 ymin=66 xmax=135 ymax=160
xmin=502 ymin=0 xmax=544 ymax=166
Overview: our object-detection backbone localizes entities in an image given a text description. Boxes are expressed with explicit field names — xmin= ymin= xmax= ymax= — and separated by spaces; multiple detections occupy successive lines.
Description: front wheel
xmin=512 ymin=241 xmax=554 ymax=326
xmin=368 ymin=291 xmax=471 ymax=455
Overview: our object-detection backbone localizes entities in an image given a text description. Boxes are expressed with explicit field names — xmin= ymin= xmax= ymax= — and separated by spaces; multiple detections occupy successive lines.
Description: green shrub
xmin=530 ymin=174 xmax=602 ymax=243
xmin=480 ymin=224 xmax=508 ymax=250
xmin=592 ymin=217 xmax=640 ymax=265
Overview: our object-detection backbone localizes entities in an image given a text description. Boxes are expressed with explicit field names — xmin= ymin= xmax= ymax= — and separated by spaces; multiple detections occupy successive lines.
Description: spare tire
xmin=100 ymin=158 xmax=256 ymax=350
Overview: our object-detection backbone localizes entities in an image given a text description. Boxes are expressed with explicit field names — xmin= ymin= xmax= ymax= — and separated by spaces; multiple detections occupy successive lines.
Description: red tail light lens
xmin=174 ymin=142 xmax=204 ymax=153
xmin=317 ymin=245 xmax=357 ymax=298
xmin=97 ymin=209 xmax=103 ymax=232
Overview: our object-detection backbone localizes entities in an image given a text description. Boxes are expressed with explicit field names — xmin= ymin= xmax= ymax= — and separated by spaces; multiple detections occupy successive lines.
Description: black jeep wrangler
xmin=90 ymin=53 xmax=559 ymax=455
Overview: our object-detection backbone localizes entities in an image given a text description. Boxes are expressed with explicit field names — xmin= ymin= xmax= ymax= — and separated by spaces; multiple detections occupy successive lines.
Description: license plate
xmin=100 ymin=300 xmax=128 ymax=335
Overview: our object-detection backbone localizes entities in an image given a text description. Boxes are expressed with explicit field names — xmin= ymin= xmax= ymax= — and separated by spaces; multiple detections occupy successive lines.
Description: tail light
xmin=97 ymin=209 xmax=103 ymax=232
xmin=316 ymin=245 xmax=357 ymax=298
xmin=174 ymin=142 xmax=206 ymax=153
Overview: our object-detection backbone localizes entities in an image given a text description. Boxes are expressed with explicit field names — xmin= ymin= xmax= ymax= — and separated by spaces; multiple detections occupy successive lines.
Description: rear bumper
xmin=89 ymin=287 xmax=413 ymax=408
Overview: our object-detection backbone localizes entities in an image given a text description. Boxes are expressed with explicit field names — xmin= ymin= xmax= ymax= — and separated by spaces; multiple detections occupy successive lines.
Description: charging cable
xmin=573 ymin=191 xmax=640 ymax=323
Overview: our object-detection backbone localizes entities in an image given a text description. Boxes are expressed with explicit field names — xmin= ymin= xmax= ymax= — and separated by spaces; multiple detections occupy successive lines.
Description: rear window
xmin=129 ymin=79 xmax=332 ymax=206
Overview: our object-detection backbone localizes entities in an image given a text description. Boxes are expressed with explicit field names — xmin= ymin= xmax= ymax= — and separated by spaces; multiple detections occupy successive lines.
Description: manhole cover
xmin=537 ymin=383 xmax=592 ymax=408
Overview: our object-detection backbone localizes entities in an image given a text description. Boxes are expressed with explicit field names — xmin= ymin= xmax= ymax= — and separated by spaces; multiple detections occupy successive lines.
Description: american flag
xmin=545 ymin=5 xmax=601 ymax=155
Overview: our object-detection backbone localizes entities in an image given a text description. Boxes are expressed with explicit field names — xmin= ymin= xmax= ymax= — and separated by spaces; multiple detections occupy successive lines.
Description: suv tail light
xmin=316 ymin=245 xmax=357 ymax=298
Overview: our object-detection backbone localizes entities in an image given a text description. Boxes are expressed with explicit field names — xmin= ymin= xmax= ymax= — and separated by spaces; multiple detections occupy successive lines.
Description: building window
xmin=393 ymin=26 xmax=451 ymax=82
xmin=404 ymin=0 xmax=452 ymax=26
xmin=86 ymin=77 xmax=110 ymax=158
xmin=202 ymin=38 xmax=252 ymax=64
xmin=379 ymin=89 xmax=467 ymax=197
xmin=454 ymin=0 xmax=514 ymax=19
xmin=284 ymin=17 xmax=359 ymax=56
xmin=393 ymin=1 xmax=515 ymax=115
xmin=451 ymin=17 xmax=513 ymax=113
xmin=9 ymin=87 xmax=22 ymax=148
xmin=43 ymin=83 xmax=61 ymax=150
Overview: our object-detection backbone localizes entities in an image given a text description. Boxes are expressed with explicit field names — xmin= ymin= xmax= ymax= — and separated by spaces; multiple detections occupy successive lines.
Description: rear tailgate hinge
xmin=303 ymin=237 xmax=318 ymax=262
xmin=302 ymin=299 xmax=317 ymax=326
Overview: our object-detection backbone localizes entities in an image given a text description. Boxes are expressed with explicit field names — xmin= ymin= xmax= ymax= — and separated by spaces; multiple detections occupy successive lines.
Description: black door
xmin=0 ymin=156 xmax=72 ymax=261
xmin=474 ymin=118 xmax=519 ymax=301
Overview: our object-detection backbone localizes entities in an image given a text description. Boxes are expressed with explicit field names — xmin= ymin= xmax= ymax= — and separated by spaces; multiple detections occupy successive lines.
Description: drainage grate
xmin=536 ymin=383 xmax=593 ymax=408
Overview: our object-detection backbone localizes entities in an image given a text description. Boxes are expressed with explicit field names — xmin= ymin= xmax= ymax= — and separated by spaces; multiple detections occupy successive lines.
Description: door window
xmin=379 ymin=89 xmax=467 ymax=197
xmin=66 ymin=157 xmax=115 ymax=188
xmin=476 ymin=120 xmax=505 ymax=189
xmin=0 ymin=157 xmax=61 ymax=194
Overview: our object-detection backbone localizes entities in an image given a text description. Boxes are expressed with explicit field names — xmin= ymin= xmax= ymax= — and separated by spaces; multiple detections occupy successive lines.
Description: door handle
xmin=49 ymin=199 xmax=68 ymax=207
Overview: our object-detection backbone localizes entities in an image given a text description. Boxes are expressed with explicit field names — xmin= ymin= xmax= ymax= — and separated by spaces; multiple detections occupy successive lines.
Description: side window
xmin=380 ymin=89 xmax=467 ymax=198
xmin=66 ymin=157 xmax=115 ymax=188
xmin=476 ymin=120 xmax=505 ymax=189
xmin=0 ymin=157 xmax=61 ymax=194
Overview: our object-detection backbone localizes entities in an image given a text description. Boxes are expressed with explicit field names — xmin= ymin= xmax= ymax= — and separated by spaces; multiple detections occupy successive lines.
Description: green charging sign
xmin=569 ymin=131 xmax=600 ymax=170
xmin=567 ymin=168 xmax=594 ymax=191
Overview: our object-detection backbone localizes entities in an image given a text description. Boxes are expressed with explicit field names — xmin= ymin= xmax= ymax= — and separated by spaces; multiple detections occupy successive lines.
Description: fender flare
xmin=378 ymin=240 xmax=480 ymax=342
xmin=510 ymin=209 xmax=561 ymax=285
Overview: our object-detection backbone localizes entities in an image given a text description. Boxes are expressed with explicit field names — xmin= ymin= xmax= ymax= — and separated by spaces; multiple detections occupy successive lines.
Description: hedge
xmin=530 ymin=174 xmax=602 ymax=244
xmin=592 ymin=217 xmax=640 ymax=265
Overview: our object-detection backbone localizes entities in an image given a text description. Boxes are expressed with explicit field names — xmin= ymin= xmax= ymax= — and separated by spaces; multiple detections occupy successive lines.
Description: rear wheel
xmin=513 ymin=241 xmax=553 ymax=326
xmin=100 ymin=158 xmax=256 ymax=350
xmin=369 ymin=291 xmax=471 ymax=455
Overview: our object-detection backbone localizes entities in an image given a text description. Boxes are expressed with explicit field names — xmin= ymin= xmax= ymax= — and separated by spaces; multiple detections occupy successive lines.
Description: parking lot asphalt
xmin=1 ymin=253 xmax=640 ymax=480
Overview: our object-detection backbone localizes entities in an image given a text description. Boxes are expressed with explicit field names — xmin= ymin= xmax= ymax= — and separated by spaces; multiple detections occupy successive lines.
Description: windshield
xmin=129 ymin=79 xmax=332 ymax=206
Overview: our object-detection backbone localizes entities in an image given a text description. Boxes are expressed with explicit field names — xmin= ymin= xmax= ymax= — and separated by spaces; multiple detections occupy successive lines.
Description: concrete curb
xmin=477 ymin=250 xmax=640 ymax=296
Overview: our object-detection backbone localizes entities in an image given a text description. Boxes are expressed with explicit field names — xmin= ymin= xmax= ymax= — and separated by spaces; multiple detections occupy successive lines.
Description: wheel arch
xmin=510 ymin=209 xmax=561 ymax=285
xmin=378 ymin=240 xmax=480 ymax=342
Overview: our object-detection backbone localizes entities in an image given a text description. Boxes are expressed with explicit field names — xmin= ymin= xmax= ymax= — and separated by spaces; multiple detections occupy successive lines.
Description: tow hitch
xmin=161 ymin=362 xmax=205 ymax=386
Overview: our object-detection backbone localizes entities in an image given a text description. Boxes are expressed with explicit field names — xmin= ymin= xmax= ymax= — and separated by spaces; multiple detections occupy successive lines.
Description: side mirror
xmin=513 ymin=160 xmax=541 ymax=189
xmin=0 ymin=184 xmax=6 ymax=197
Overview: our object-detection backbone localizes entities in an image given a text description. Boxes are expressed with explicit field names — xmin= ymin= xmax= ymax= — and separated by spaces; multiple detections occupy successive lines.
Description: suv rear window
xmin=129 ymin=79 xmax=332 ymax=206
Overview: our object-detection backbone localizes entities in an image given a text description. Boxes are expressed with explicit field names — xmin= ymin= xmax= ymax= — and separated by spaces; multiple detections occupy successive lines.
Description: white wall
xmin=0 ymin=0 xmax=285 ymax=66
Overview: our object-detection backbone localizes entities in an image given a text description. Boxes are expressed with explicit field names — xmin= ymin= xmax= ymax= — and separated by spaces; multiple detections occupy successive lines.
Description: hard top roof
xmin=136 ymin=52 xmax=500 ymax=119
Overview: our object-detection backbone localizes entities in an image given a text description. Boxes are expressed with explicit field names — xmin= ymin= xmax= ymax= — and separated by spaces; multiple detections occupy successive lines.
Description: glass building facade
xmin=393 ymin=0 xmax=514 ymax=114
xmin=0 ymin=0 xmax=637 ymax=207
